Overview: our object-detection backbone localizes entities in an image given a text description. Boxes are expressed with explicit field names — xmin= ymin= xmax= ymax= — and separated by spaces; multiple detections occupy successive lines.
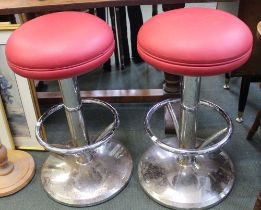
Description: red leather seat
xmin=6 ymin=12 xmax=114 ymax=80
xmin=138 ymin=8 xmax=253 ymax=76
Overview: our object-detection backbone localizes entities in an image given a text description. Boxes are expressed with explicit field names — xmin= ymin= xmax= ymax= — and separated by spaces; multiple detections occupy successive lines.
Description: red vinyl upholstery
xmin=6 ymin=12 xmax=114 ymax=80
xmin=138 ymin=8 xmax=253 ymax=76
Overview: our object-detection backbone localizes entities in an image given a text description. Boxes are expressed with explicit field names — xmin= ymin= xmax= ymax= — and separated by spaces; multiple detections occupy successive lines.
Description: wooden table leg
xmin=236 ymin=76 xmax=251 ymax=123
xmin=109 ymin=7 xmax=120 ymax=68
xmin=164 ymin=73 xmax=181 ymax=134
xmin=224 ymin=72 xmax=231 ymax=89
xmin=247 ymin=109 xmax=261 ymax=140
xmin=253 ymin=192 xmax=261 ymax=210
xmin=152 ymin=5 xmax=158 ymax=16
xmin=115 ymin=7 xmax=126 ymax=70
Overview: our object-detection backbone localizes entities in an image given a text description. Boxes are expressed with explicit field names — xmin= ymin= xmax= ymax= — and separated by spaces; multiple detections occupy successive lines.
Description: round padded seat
xmin=137 ymin=8 xmax=253 ymax=76
xmin=6 ymin=12 xmax=114 ymax=80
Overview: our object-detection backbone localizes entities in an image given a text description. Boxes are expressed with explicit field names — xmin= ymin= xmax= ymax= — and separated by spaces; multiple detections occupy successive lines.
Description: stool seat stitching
xmin=7 ymin=41 xmax=114 ymax=72
xmin=138 ymin=43 xmax=252 ymax=68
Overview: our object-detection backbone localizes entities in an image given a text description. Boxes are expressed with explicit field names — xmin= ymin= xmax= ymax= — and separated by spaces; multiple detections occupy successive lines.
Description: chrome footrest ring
xmin=35 ymin=99 xmax=119 ymax=155
xmin=145 ymin=98 xmax=233 ymax=156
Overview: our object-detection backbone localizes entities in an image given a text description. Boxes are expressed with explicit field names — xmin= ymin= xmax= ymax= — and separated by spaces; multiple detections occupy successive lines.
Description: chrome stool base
xmin=36 ymin=97 xmax=133 ymax=206
xmin=41 ymin=139 xmax=132 ymax=207
xmin=138 ymin=137 xmax=234 ymax=210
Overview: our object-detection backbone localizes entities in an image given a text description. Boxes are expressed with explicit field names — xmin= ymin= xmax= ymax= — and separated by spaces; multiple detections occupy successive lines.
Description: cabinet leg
xmin=224 ymin=73 xmax=231 ymax=89
xmin=236 ymin=76 xmax=250 ymax=123
xmin=247 ymin=109 xmax=261 ymax=140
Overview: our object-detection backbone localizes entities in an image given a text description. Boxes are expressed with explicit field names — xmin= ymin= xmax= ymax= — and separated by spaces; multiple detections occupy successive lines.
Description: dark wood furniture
xmin=0 ymin=0 xmax=224 ymax=15
xmin=246 ymin=21 xmax=261 ymax=140
xmin=224 ymin=0 xmax=261 ymax=122
xmin=247 ymin=108 xmax=261 ymax=140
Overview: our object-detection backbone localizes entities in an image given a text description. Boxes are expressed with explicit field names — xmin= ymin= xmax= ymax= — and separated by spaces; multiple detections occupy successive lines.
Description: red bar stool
xmin=6 ymin=12 xmax=132 ymax=206
xmin=137 ymin=8 xmax=253 ymax=209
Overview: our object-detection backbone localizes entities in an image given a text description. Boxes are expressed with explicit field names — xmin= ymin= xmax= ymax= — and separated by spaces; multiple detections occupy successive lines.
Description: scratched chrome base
xmin=41 ymin=140 xmax=132 ymax=207
xmin=138 ymin=137 xmax=234 ymax=210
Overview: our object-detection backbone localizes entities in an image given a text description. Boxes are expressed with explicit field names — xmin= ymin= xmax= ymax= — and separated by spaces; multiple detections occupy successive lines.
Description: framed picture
xmin=0 ymin=95 xmax=15 ymax=149
xmin=0 ymin=24 xmax=44 ymax=150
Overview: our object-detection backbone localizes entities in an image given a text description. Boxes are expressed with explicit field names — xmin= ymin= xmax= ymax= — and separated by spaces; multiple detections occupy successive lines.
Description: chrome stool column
xmin=138 ymin=76 xmax=234 ymax=209
xmin=36 ymin=77 xmax=132 ymax=206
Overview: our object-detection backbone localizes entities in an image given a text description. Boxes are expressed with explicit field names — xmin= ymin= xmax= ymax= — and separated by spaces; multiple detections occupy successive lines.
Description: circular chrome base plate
xmin=41 ymin=140 xmax=132 ymax=206
xmin=138 ymin=137 xmax=235 ymax=209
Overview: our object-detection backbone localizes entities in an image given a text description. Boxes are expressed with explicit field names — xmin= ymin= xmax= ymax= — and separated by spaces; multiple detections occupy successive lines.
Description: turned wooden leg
xmin=247 ymin=109 xmax=261 ymax=140
xmin=163 ymin=73 xmax=181 ymax=94
xmin=0 ymin=144 xmax=35 ymax=197
xmin=163 ymin=73 xmax=181 ymax=134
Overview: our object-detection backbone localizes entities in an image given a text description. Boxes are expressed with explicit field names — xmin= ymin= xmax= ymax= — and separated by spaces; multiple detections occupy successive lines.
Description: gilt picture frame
xmin=0 ymin=24 xmax=44 ymax=150
xmin=0 ymin=95 xmax=15 ymax=149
